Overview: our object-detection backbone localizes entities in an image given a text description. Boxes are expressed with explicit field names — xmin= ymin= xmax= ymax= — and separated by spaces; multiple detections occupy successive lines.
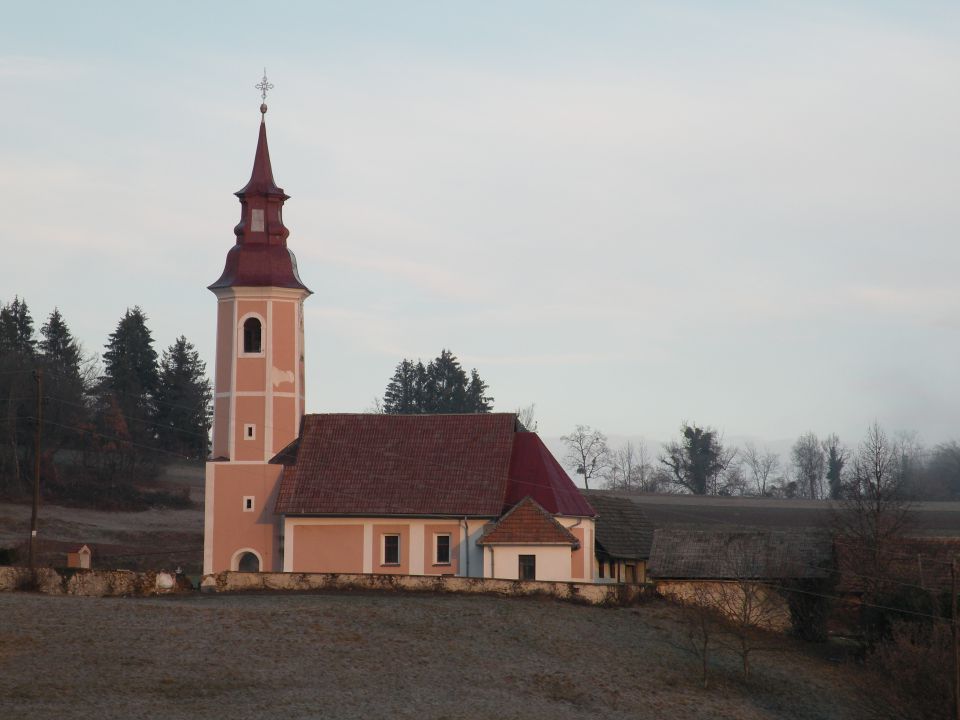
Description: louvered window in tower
xmin=243 ymin=318 xmax=262 ymax=353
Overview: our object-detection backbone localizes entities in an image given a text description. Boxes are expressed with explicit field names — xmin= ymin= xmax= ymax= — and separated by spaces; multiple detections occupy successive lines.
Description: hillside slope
xmin=0 ymin=592 xmax=870 ymax=720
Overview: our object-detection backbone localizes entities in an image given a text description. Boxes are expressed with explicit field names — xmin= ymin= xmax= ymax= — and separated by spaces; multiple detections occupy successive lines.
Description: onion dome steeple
xmin=209 ymin=74 xmax=310 ymax=293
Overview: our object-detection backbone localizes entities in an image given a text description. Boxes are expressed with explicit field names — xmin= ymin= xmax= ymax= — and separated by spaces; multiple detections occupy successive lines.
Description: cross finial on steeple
xmin=255 ymin=68 xmax=274 ymax=117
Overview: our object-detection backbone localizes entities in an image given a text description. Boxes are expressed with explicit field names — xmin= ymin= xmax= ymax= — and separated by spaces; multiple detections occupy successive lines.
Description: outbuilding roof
xmin=648 ymin=529 xmax=833 ymax=580
xmin=478 ymin=497 xmax=580 ymax=546
xmin=581 ymin=491 xmax=654 ymax=560
xmin=273 ymin=413 xmax=595 ymax=519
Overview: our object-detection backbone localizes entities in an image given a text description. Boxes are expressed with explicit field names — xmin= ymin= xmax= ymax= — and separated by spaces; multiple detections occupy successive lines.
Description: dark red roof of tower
xmin=209 ymin=118 xmax=310 ymax=292
xmin=505 ymin=432 xmax=596 ymax=517
xmin=477 ymin=497 xmax=580 ymax=546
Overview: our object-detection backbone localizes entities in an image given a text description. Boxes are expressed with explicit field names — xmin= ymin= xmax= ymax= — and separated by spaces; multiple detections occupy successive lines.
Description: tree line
xmin=0 ymin=297 xmax=211 ymax=509
xmin=562 ymin=421 xmax=960 ymax=500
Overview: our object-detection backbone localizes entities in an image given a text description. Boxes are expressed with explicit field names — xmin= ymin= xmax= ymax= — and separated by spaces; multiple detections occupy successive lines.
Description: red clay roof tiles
xmin=272 ymin=413 xmax=596 ymax=519
xmin=478 ymin=497 xmax=580 ymax=546
xmin=274 ymin=413 xmax=515 ymax=516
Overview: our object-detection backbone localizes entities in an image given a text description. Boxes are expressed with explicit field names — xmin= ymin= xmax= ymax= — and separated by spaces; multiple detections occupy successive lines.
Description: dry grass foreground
xmin=1 ymin=591 xmax=870 ymax=720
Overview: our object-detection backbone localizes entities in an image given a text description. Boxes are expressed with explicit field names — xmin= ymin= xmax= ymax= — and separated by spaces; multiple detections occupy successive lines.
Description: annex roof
xmin=648 ymin=528 xmax=833 ymax=580
xmin=477 ymin=497 xmax=580 ymax=546
xmin=581 ymin=491 xmax=654 ymax=560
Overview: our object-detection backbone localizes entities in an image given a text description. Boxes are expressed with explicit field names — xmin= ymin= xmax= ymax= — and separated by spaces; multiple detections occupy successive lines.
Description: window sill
xmin=381 ymin=563 xmax=400 ymax=567
xmin=432 ymin=563 xmax=452 ymax=567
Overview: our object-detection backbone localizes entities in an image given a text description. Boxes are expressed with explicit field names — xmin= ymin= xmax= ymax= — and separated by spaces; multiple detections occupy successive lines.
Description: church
xmin=203 ymin=97 xmax=596 ymax=583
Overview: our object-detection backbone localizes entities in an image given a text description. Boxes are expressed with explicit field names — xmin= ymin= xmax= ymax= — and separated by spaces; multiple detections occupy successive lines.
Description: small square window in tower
xmin=383 ymin=535 xmax=400 ymax=565
xmin=243 ymin=317 xmax=262 ymax=354
xmin=519 ymin=554 xmax=536 ymax=581
xmin=435 ymin=534 xmax=451 ymax=565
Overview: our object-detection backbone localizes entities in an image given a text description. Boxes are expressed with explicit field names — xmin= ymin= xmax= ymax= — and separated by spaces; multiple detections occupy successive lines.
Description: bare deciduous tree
xmin=604 ymin=439 xmax=654 ymax=491
xmin=792 ymin=432 xmax=825 ymax=499
xmin=561 ymin=425 xmax=610 ymax=490
xmin=515 ymin=403 xmax=538 ymax=432
xmin=835 ymin=422 xmax=912 ymax=595
xmin=742 ymin=443 xmax=780 ymax=497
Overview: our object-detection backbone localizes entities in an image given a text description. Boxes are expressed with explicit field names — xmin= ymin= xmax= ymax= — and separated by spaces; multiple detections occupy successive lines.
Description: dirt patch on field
xmin=0 ymin=592 xmax=871 ymax=720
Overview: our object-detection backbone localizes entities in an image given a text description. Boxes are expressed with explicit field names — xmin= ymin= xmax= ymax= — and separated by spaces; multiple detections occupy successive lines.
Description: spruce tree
xmin=0 ymin=297 xmax=36 ymax=494
xmin=465 ymin=368 xmax=493 ymax=413
xmin=0 ymin=296 xmax=37 ymax=357
xmin=383 ymin=359 xmax=417 ymax=414
xmin=101 ymin=306 xmax=159 ymax=446
xmin=39 ymin=308 xmax=89 ymax=453
xmin=381 ymin=349 xmax=493 ymax=414
xmin=155 ymin=336 xmax=212 ymax=459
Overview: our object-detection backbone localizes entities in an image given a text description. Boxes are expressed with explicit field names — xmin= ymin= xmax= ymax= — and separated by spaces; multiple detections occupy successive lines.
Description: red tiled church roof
xmin=478 ymin=497 xmax=580 ymax=546
xmin=273 ymin=413 xmax=596 ymax=519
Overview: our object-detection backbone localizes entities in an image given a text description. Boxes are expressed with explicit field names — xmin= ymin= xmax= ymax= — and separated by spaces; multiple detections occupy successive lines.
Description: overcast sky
xmin=2 ymin=2 xmax=958 ymax=451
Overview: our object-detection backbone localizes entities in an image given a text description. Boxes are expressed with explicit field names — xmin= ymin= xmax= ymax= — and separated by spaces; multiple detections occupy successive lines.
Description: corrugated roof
xmin=274 ymin=413 xmax=515 ymax=516
xmin=478 ymin=497 xmax=580 ymax=546
xmin=581 ymin=491 xmax=654 ymax=560
xmin=648 ymin=528 xmax=833 ymax=580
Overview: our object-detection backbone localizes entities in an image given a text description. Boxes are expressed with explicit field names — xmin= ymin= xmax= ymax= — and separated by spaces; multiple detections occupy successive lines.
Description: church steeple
xmin=209 ymin=97 xmax=309 ymax=292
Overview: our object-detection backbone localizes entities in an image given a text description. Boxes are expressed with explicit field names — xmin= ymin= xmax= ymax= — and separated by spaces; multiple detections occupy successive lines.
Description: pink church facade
xmin=203 ymin=105 xmax=596 ymax=583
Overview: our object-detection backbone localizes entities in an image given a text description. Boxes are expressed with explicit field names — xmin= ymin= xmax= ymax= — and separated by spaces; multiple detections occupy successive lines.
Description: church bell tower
xmin=204 ymin=78 xmax=310 ymax=575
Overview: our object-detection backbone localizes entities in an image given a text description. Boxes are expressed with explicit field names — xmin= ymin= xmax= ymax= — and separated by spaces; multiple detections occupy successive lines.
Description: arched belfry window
xmin=243 ymin=317 xmax=262 ymax=354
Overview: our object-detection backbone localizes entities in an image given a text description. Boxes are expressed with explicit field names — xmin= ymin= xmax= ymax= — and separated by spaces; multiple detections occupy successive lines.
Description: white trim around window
xmin=242 ymin=496 xmax=255 ymax=513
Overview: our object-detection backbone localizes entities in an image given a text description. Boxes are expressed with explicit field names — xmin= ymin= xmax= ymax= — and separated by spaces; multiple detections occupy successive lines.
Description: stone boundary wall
xmin=0 ymin=565 xmax=650 ymax=605
xmin=201 ymin=570 xmax=649 ymax=606
xmin=0 ymin=566 xmax=187 ymax=597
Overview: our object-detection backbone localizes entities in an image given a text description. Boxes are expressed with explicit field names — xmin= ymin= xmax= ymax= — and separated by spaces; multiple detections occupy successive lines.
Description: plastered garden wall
xmin=201 ymin=570 xmax=648 ymax=606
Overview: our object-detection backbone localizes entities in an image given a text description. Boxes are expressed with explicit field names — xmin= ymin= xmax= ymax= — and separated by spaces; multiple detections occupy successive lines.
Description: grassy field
xmin=0 ymin=591 xmax=872 ymax=720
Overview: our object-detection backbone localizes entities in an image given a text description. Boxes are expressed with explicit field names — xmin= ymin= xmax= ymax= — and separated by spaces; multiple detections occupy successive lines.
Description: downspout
xmin=461 ymin=516 xmax=470 ymax=578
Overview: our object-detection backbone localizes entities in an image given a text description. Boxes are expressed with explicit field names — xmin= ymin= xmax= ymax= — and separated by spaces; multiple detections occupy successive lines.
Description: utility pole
xmin=952 ymin=557 xmax=958 ymax=720
xmin=27 ymin=368 xmax=41 ymax=574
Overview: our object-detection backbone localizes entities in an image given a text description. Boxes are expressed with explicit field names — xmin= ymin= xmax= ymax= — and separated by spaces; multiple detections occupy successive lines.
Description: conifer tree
xmin=381 ymin=349 xmax=493 ymax=414
xmin=0 ymin=296 xmax=37 ymax=357
xmin=101 ymin=306 xmax=159 ymax=446
xmin=39 ymin=308 xmax=89 ymax=453
xmin=155 ymin=336 xmax=212 ymax=459
xmin=0 ymin=297 xmax=36 ymax=494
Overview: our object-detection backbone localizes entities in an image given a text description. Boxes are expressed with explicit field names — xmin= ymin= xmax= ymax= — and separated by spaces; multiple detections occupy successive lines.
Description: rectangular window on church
xmin=383 ymin=535 xmax=400 ymax=566
xmin=243 ymin=496 xmax=255 ymax=512
xmin=251 ymin=208 xmax=265 ymax=232
xmin=434 ymin=534 xmax=450 ymax=565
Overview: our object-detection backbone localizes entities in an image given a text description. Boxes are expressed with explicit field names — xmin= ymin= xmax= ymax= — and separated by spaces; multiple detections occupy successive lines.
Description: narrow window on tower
xmin=243 ymin=496 xmax=255 ymax=512
xmin=243 ymin=317 xmax=262 ymax=354
xmin=244 ymin=424 xmax=256 ymax=440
